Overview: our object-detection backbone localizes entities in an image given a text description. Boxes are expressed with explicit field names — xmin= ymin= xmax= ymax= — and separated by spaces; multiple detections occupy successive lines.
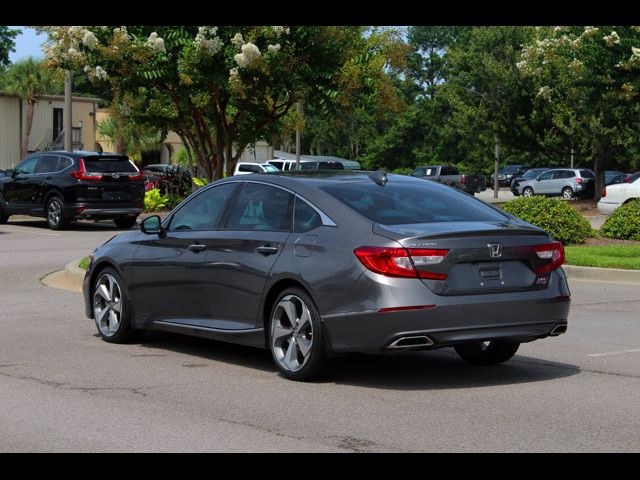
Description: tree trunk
xmin=493 ymin=135 xmax=500 ymax=199
xmin=115 ymin=114 xmax=126 ymax=155
xmin=22 ymin=101 xmax=36 ymax=159
xmin=593 ymin=154 xmax=604 ymax=202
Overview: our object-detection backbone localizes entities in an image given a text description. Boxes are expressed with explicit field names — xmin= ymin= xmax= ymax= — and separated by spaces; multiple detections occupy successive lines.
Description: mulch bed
xmin=581 ymin=237 xmax=640 ymax=246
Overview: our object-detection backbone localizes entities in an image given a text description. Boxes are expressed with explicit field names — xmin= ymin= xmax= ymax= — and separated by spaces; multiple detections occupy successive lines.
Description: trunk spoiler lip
xmin=373 ymin=220 xmax=548 ymax=241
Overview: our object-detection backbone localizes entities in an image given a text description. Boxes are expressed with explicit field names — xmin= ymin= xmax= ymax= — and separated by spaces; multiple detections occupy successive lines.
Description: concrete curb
xmin=41 ymin=259 xmax=86 ymax=293
xmin=563 ymin=264 xmax=640 ymax=285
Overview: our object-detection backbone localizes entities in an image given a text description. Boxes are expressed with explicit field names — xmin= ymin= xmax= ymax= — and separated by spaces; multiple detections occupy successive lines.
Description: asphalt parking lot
xmin=1 ymin=218 xmax=640 ymax=452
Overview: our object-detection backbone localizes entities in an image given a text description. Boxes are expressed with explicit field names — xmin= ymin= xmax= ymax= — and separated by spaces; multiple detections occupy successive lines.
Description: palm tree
xmin=97 ymin=110 xmax=162 ymax=159
xmin=2 ymin=57 xmax=57 ymax=159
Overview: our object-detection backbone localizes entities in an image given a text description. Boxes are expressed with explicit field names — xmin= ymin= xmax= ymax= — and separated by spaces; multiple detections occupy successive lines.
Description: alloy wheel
xmin=270 ymin=295 xmax=314 ymax=373
xmin=47 ymin=199 xmax=62 ymax=226
xmin=93 ymin=273 xmax=123 ymax=337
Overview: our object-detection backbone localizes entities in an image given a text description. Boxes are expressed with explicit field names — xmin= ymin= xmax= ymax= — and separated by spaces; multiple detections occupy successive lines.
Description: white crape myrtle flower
xmin=603 ymin=31 xmax=621 ymax=46
xmin=234 ymin=42 xmax=261 ymax=68
xmin=582 ymin=26 xmax=599 ymax=39
xmin=82 ymin=30 xmax=99 ymax=49
xmin=198 ymin=26 xmax=218 ymax=37
xmin=537 ymin=86 xmax=552 ymax=99
xmin=229 ymin=67 xmax=240 ymax=84
xmin=267 ymin=43 xmax=281 ymax=53
xmin=232 ymin=33 xmax=245 ymax=47
xmin=272 ymin=26 xmax=290 ymax=36
xmin=145 ymin=32 xmax=166 ymax=54
xmin=83 ymin=65 xmax=108 ymax=81
xmin=195 ymin=34 xmax=223 ymax=56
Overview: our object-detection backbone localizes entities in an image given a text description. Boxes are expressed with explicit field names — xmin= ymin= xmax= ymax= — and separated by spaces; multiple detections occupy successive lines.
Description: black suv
xmin=0 ymin=151 xmax=145 ymax=230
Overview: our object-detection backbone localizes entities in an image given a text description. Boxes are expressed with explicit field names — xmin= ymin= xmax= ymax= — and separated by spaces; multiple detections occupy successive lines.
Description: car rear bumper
xmin=597 ymin=200 xmax=618 ymax=215
xmin=66 ymin=202 xmax=143 ymax=219
xmin=322 ymin=297 xmax=570 ymax=354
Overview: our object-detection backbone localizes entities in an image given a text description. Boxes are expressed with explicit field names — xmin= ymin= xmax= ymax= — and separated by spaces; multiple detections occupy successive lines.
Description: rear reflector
xmin=532 ymin=242 xmax=565 ymax=274
xmin=354 ymin=246 xmax=448 ymax=280
xmin=379 ymin=305 xmax=436 ymax=313
xmin=601 ymin=186 xmax=607 ymax=198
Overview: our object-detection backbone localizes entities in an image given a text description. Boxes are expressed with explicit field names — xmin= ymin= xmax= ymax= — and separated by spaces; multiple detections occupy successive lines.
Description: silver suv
xmin=516 ymin=168 xmax=595 ymax=199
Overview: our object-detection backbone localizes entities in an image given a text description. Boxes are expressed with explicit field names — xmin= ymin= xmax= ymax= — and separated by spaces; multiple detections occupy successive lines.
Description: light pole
xmin=64 ymin=70 xmax=72 ymax=151
xmin=295 ymin=101 xmax=303 ymax=170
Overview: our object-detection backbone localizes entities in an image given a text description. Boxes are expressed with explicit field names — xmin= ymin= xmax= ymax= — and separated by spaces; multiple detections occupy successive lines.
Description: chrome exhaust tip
xmin=387 ymin=335 xmax=434 ymax=349
xmin=550 ymin=324 xmax=567 ymax=336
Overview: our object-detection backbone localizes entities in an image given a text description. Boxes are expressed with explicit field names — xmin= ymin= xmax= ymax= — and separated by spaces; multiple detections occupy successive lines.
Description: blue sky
xmin=8 ymin=26 xmax=47 ymax=62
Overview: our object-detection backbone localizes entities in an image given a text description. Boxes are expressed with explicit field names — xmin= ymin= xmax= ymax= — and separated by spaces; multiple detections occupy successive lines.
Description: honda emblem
xmin=488 ymin=243 xmax=503 ymax=258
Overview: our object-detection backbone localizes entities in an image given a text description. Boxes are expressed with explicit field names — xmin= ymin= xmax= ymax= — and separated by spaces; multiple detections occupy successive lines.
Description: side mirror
xmin=141 ymin=215 xmax=163 ymax=235
xmin=4 ymin=169 xmax=14 ymax=177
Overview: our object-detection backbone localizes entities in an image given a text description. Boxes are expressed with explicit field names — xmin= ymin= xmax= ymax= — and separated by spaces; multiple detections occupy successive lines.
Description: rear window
xmin=322 ymin=181 xmax=508 ymax=225
xmin=580 ymin=170 xmax=594 ymax=178
xmin=83 ymin=156 xmax=137 ymax=173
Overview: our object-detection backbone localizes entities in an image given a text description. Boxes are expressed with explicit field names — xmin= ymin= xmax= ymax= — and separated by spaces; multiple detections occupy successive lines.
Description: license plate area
xmin=102 ymin=191 xmax=132 ymax=201
xmin=479 ymin=263 xmax=502 ymax=280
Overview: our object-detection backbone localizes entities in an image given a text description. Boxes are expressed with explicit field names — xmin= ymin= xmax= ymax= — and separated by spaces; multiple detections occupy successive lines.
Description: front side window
xmin=411 ymin=168 xmax=425 ymax=177
xmin=322 ymin=180 xmax=508 ymax=225
xmin=15 ymin=156 xmax=39 ymax=175
xmin=169 ymin=182 xmax=237 ymax=231
xmin=538 ymin=171 xmax=555 ymax=181
xmin=225 ymin=183 xmax=293 ymax=231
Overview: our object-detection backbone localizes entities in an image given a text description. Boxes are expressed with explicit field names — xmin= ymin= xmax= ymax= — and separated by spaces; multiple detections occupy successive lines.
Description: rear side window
xmin=225 ymin=183 xmax=293 ymax=231
xmin=83 ymin=156 xmax=137 ymax=173
xmin=300 ymin=163 xmax=317 ymax=171
xmin=35 ymin=156 xmax=63 ymax=173
xmin=239 ymin=164 xmax=261 ymax=173
xmin=269 ymin=161 xmax=284 ymax=170
xmin=294 ymin=198 xmax=322 ymax=232
xmin=322 ymin=181 xmax=508 ymax=225
xmin=441 ymin=166 xmax=459 ymax=176
xmin=557 ymin=170 xmax=575 ymax=179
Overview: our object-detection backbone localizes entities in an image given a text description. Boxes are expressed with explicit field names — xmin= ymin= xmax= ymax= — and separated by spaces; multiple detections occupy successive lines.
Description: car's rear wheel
xmin=454 ymin=341 xmax=520 ymax=365
xmin=0 ymin=209 xmax=8 ymax=224
xmin=268 ymin=288 xmax=329 ymax=381
xmin=46 ymin=195 xmax=70 ymax=230
xmin=522 ymin=187 xmax=534 ymax=197
xmin=114 ymin=216 xmax=138 ymax=229
xmin=562 ymin=186 xmax=574 ymax=199
xmin=93 ymin=267 xmax=142 ymax=343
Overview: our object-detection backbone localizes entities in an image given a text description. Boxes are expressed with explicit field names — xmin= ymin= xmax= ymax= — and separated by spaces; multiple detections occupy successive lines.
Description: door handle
xmin=188 ymin=243 xmax=207 ymax=253
xmin=256 ymin=245 xmax=279 ymax=255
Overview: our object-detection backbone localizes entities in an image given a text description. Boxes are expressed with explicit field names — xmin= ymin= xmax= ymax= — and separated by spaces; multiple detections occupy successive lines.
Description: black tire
xmin=0 ymin=209 xmax=8 ymax=224
xmin=114 ymin=216 xmax=138 ymax=229
xmin=267 ymin=287 xmax=330 ymax=381
xmin=562 ymin=186 xmax=574 ymax=200
xmin=92 ymin=267 xmax=143 ymax=344
xmin=522 ymin=187 xmax=534 ymax=197
xmin=454 ymin=341 xmax=520 ymax=365
xmin=46 ymin=195 xmax=70 ymax=230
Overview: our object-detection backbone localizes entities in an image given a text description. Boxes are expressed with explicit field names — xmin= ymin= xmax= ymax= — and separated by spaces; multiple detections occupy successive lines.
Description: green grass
xmin=79 ymin=257 xmax=90 ymax=270
xmin=565 ymin=245 xmax=640 ymax=270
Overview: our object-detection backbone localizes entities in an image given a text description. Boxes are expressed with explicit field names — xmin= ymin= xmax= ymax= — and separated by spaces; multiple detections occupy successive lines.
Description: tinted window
xmin=441 ymin=166 xmax=459 ymax=176
xmin=15 ymin=156 xmax=39 ymax=175
xmin=628 ymin=172 xmax=640 ymax=183
xmin=84 ymin=156 xmax=137 ymax=173
xmin=318 ymin=162 xmax=344 ymax=170
xmin=300 ymin=163 xmax=318 ymax=171
xmin=411 ymin=168 xmax=425 ymax=177
xmin=322 ymin=181 xmax=508 ymax=225
xmin=538 ymin=171 xmax=555 ymax=181
xmin=501 ymin=166 xmax=521 ymax=174
xmin=225 ymin=183 xmax=293 ymax=231
xmin=580 ymin=170 xmax=594 ymax=179
xmin=34 ymin=156 xmax=60 ymax=173
xmin=294 ymin=197 xmax=322 ymax=232
xmin=239 ymin=165 xmax=260 ymax=173
xmin=169 ymin=182 xmax=237 ymax=231
xmin=557 ymin=170 xmax=575 ymax=179
xmin=269 ymin=161 xmax=284 ymax=171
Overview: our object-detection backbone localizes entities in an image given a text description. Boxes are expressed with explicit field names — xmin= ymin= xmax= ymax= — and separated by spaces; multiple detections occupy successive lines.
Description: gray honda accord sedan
xmin=83 ymin=171 xmax=570 ymax=381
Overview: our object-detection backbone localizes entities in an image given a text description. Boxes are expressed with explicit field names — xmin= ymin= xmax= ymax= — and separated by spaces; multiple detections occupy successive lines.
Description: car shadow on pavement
xmin=137 ymin=331 xmax=276 ymax=373
xmin=136 ymin=331 xmax=580 ymax=389
xmin=8 ymin=219 xmax=134 ymax=232
xmin=331 ymin=350 xmax=580 ymax=390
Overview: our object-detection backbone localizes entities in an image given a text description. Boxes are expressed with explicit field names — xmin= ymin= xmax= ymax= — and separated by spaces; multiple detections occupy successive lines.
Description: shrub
xmin=501 ymin=196 xmax=594 ymax=244
xmin=601 ymin=199 xmax=640 ymax=241
xmin=391 ymin=167 xmax=413 ymax=176
xmin=144 ymin=188 xmax=168 ymax=213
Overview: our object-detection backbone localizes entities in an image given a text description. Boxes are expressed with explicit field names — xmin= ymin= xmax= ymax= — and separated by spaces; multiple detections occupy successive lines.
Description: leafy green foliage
xmin=144 ymin=189 xmax=168 ymax=212
xmin=0 ymin=26 xmax=20 ymax=68
xmin=565 ymin=244 xmax=640 ymax=270
xmin=501 ymin=196 xmax=594 ymax=244
xmin=600 ymin=199 xmax=640 ymax=240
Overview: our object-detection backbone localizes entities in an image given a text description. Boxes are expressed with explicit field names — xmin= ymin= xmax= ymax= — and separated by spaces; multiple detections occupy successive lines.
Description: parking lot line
xmin=587 ymin=348 xmax=640 ymax=357
xmin=1 ymin=226 xmax=61 ymax=237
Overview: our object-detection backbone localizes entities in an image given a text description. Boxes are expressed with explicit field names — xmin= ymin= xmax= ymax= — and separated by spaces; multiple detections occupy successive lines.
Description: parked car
xmin=516 ymin=168 xmax=595 ymax=199
xmin=510 ymin=168 xmax=549 ymax=196
xmin=604 ymin=170 xmax=627 ymax=186
xmin=598 ymin=171 xmax=640 ymax=214
xmin=82 ymin=171 xmax=570 ymax=381
xmin=494 ymin=165 xmax=533 ymax=188
xmin=142 ymin=164 xmax=192 ymax=195
xmin=410 ymin=165 xmax=486 ymax=195
xmin=268 ymin=158 xmax=362 ymax=172
xmin=233 ymin=162 xmax=280 ymax=175
xmin=0 ymin=151 xmax=145 ymax=230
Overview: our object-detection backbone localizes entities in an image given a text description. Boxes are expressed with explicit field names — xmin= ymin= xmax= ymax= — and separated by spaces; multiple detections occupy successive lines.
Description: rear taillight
xmin=354 ymin=247 xmax=449 ymax=280
xmin=601 ymin=186 xmax=607 ymax=198
xmin=532 ymin=242 xmax=565 ymax=274
xmin=70 ymin=158 xmax=103 ymax=181
xmin=624 ymin=177 xmax=632 ymax=183
xmin=460 ymin=175 xmax=466 ymax=184
xmin=576 ymin=177 xmax=584 ymax=184
xmin=128 ymin=162 xmax=144 ymax=181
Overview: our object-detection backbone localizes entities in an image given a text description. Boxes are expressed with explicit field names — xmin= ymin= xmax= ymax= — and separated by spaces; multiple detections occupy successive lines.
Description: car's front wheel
xmin=454 ymin=341 xmax=520 ymax=365
xmin=93 ymin=267 xmax=142 ymax=343
xmin=268 ymin=288 xmax=329 ymax=381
